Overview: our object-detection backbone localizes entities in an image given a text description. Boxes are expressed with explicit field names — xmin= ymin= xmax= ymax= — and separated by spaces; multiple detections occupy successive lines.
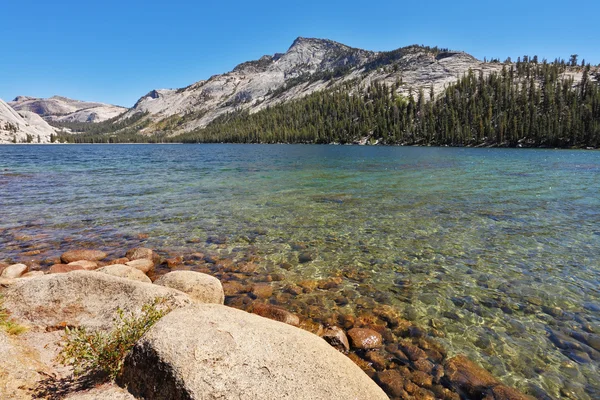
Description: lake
xmin=1 ymin=144 xmax=599 ymax=398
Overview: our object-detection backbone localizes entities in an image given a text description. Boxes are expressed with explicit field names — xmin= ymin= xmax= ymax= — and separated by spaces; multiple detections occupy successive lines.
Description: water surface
xmin=1 ymin=144 xmax=599 ymax=398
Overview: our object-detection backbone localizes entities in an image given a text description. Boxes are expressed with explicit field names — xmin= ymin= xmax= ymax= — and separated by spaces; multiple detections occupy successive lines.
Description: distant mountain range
xmin=0 ymin=37 xmax=595 ymax=144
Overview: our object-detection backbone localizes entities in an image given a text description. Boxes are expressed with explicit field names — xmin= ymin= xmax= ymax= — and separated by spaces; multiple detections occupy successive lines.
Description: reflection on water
xmin=1 ymin=144 xmax=599 ymax=398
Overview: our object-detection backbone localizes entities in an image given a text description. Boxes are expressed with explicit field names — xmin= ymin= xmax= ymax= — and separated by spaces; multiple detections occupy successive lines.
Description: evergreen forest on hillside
xmin=56 ymin=59 xmax=600 ymax=148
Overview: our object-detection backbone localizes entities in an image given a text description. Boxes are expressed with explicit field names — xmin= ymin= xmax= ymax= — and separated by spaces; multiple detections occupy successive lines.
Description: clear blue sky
xmin=1 ymin=0 xmax=598 ymax=107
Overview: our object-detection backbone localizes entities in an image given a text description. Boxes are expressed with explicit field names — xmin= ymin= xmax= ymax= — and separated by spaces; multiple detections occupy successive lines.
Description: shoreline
xmin=0 ymin=141 xmax=597 ymax=150
xmin=1 ymin=243 xmax=536 ymax=399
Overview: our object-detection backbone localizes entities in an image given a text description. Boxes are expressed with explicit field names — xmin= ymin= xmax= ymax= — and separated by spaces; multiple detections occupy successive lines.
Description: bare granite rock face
xmin=120 ymin=304 xmax=389 ymax=400
xmin=0 ymin=331 xmax=52 ymax=399
xmin=154 ymin=270 xmax=224 ymax=304
xmin=0 ymin=98 xmax=57 ymax=144
xmin=9 ymin=95 xmax=127 ymax=123
xmin=0 ymin=270 xmax=191 ymax=330
xmin=119 ymin=37 xmax=515 ymax=137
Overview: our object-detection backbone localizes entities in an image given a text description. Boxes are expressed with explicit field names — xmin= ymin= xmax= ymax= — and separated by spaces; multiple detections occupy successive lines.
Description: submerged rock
xmin=250 ymin=303 xmax=300 ymax=326
xmin=60 ymin=249 xmax=107 ymax=264
xmin=154 ymin=271 xmax=224 ymax=304
xmin=347 ymin=328 xmax=383 ymax=350
xmin=120 ymin=304 xmax=389 ymax=400
xmin=125 ymin=247 xmax=162 ymax=266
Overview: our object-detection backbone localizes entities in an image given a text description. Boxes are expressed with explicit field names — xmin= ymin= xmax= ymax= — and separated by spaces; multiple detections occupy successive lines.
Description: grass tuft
xmin=57 ymin=297 xmax=170 ymax=380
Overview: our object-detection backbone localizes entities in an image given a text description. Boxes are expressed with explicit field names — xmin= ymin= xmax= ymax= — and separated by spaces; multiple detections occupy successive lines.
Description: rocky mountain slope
xmin=123 ymin=37 xmax=503 ymax=136
xmin=9 ymin=96 xmax=127 ymax=123
xmin=0 ymin=99 xmax=57 ymax=143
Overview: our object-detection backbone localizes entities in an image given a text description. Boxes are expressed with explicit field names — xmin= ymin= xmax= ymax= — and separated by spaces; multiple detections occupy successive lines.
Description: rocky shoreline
xmin=0 ymin=246 xmax=534 ymax=399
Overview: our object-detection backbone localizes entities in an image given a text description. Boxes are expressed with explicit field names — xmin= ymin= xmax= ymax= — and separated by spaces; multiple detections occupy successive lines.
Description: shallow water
xmin=1 ymin=144 xmax=599 ymax=398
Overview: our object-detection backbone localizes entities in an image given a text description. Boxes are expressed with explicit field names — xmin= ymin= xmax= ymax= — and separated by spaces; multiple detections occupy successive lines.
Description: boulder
xmin=154 ymin=271 xmax=224 ymax=304
xmin=250 ymin=303 xmax=300 ymax=326
xmin=68 ymin=260 xmax=98 ymax=270
xmin=0 ymin=271 xmax=191 ymax=330
xmin=125 ymin=259 xmax=154 ymax=274
xmin=49 ymin=264 xmax=84 ymax=274
xmin=1 ymin=264 xmax=29 ymax=279
xmin=96 ymin=265 xmax=152 ymax=283
xmin=347 ymin=328 xmax=383 ymax=350
xmin=125 ymin=247 xmax=161 ymax=266
xmin=120 ymin=304 xmax=389 ymax=400
xmin=61 ymin=250 xmax=107 ymax=264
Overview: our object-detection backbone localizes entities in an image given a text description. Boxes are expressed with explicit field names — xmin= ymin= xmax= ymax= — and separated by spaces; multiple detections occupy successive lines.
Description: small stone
xmin=96 ymin=265 xmax=152 ymax=283
xmin=222 ymin=281 xmax=250 ymax=296
xmin=250 ymin=284 xmax=273 ymax=299
xmin=347 ymin=328 xmax=383 ymax=350
xmin=1 ymin=263 xmax=29 ymax=278
xmin=399 ymin=341 xmax=427 ymax=361
xmin=413 ymin=358 xmax=435 ymax=374
xmin=109 ymin=258 xmax=130 ymax=265
xmin=376 ymin=370 xmax=407 ymax=398
xmin=166 ymin=257 xmax=183 ymax=268
xmin=61 ymin=249 xmax=107 ymax=264
xmin=251 ymin=303 xmax=300 ymax=326
xmin=299 ymin=319 xmax=324 ymax=336
xmin=49 ymin=264 xmax=84 ymax=274
xmin=68 ymin=260 xmax=98 ymax=270
xmin=322 ymin=326 xmax=350 ymax=352
xmin=298 ymin=280 xmax=318 ymax=293
xmin=364 ymin=351 xmax=390 ymax=370
xmin=317 ymin=276 xmax=343 ymax=290
xmin=298 ymin=252 xmax=314 ymax=263
xmin=125 ymin=247 xmax=161 ymax=266
xmin=125 ymin=259 xmax=154 ymax=274
xmin=411 ymin=370 xmax=433 ymax=388
xmin=444 ymin=355 xmax=499 ymax=396
xmin=284 ymin=284 xmax=303 ymax=295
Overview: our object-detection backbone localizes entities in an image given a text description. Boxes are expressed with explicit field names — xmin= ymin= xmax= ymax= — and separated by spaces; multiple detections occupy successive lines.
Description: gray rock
xmin=125 ymin=247 xmax=162 ymax=266
xmin=120 ymin=304 xmax=388 ymax=400
xmin=0 ymin=271 xmax=191 ymax=330
xmin=1 ymin=263 xmax=29 ymax=279
xmin=154 ymin=271 xmax=224 ymax=304
xmin=96 ymin=264 xmax=152 ymax=283
xmin=125 ymin=259 xmax=154 ymax=274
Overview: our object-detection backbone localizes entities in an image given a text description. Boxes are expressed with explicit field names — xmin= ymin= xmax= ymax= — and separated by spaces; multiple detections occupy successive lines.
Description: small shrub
xmin=0 ymin=295 xmax=28 ymax=335
xmin=57 ymin=297 xmax=171 ymax=380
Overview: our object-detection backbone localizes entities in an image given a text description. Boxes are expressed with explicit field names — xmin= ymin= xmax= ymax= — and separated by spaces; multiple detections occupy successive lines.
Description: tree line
xmin=55 ymin=58 xmax=600 ymax=147
xmin=174 ymin=60 xmax=599 ymax=147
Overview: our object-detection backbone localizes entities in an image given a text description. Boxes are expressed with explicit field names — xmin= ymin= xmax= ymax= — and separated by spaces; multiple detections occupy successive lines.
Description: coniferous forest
xmin=57 ymin=59 xmax=600 ymax=147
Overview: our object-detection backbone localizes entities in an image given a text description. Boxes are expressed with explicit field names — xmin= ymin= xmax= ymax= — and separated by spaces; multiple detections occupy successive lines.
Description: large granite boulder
xmin=120 ymin=304 xmax=388 ymax=400
xmin=154 ymin=271 xmax=224 ymax=304
xmin=0 ymin=271 xmax=191 ymax=330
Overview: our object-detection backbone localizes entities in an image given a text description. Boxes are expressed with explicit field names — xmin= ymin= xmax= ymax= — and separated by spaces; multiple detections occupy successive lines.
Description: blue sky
xmin=1 ymin=0 xmax=598 ymax=107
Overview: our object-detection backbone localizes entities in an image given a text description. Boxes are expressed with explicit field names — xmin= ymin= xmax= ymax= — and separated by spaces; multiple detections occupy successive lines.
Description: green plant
xmin=57 ymin=297 xmax=170 ymax=380
xmin=0 ymin=296 xmax=28 ymax=335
